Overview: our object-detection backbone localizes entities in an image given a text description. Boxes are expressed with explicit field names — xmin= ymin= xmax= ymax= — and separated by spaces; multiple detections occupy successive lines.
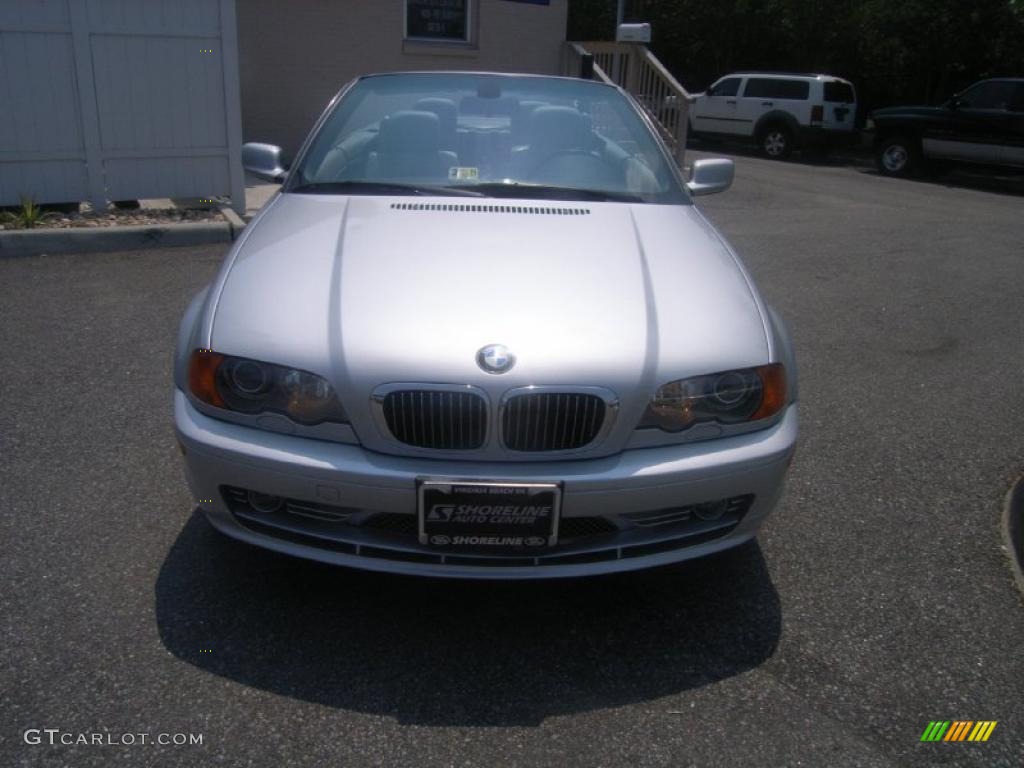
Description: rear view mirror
xmin=242 ymin=142 xmax=288 ymax=183
xmin=686 ymin=158 xmax=734 ymax=196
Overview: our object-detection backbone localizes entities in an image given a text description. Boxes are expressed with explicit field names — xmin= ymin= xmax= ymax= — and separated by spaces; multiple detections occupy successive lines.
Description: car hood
xmin=210 ymin=193 xmax=770 ymax=456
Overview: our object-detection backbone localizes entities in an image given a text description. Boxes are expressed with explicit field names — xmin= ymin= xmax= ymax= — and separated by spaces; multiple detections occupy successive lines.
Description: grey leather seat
xmin=511 ymin=100 xmax=548 ymax=147
xmin=413 ymin=98 xmax=458 ymax=153
xmin=365 ymin=111 xmax=458 ymax=181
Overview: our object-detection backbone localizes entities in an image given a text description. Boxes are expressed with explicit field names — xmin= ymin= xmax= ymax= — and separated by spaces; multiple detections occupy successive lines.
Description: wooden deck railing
xmin=565 ymin=41 xmax=615 ymax=86
xmin=565 ymin=41 xmax=693 ymax=165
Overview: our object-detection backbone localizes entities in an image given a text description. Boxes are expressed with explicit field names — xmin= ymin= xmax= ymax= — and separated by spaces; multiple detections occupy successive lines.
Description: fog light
xmin=248 ymin=490 xmax=282 ymax=513
xmin=694 ymin=500 xmax=727 ymax=521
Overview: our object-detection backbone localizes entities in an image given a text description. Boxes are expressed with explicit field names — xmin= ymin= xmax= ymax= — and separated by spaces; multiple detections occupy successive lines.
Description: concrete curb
xmin=1003 ymin=476 xmax=1024 ymax=596
xmin=0 ymin=221 xmax=233 ymax=258
xmin=218 ymin=204 xmax=248 ymax=236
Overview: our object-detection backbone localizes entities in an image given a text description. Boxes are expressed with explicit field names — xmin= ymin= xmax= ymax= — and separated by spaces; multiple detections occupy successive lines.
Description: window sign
xmin=406 ymin=0 xmax=470 ymax=42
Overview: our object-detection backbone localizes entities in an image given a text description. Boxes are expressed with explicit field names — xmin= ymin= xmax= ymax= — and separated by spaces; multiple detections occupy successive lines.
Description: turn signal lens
xmin=188 ymin=349 xmax=226 ymax=407
xmin=641 ymin=363 xmax=786 ymax=432
xmin=751 ymin=363 xmax=786 ymax=421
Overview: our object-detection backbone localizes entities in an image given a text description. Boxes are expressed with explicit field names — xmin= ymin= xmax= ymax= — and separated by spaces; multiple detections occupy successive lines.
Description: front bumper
xmin=174 ymin=389 xmax=798 ymax=578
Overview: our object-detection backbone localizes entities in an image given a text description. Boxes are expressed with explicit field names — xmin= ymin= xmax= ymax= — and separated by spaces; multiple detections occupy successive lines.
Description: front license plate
xmin=417 ymin=480 xmax=561 ymax=550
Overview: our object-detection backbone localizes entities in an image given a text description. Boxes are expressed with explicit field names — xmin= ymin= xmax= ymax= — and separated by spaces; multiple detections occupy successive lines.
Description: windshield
xmin=287 ymin=73 xmax=687 ymax=204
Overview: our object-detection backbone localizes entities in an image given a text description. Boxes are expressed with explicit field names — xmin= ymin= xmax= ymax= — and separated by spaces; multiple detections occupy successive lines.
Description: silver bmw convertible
xmin=173 ymin=72 xmax=798 ymax=578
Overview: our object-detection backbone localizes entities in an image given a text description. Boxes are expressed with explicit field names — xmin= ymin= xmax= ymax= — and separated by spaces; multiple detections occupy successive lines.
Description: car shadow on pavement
xmin=854 ymin=167 xmax=1024 ymax=197
xmin=687 ymin=138 xmax=872 ymax=169
xmin=689 ymin=138 xmax=1024 ymax=197
xmin=155 ymin=511 xmax=781 ymax=727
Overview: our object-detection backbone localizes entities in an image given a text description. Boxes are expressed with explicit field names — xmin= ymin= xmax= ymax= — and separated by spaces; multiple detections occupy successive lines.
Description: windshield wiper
xmin=290 ymin=180 xmax=644 ymax=202
xmin=289 ymin=180 xmax=485 ymax=197
xmin=466 ymin=183 xmax=644 ymax=203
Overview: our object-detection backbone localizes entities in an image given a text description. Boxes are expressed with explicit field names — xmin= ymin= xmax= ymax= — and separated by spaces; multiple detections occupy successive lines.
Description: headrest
xmin=378 ymin=110 xmax=440 ymax=152
xmin=459 ymin=95 xmax=519 ymax=117
xmin=529 ymin=106 xmax=593 ymax=154
xmin=413 ymin=98 xmax=458 ymax=137
xmin=512 ymin=100 xmax=547 ymax=138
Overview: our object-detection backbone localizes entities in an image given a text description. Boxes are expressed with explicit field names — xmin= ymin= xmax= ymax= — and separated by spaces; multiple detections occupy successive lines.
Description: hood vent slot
xmin=391 ymin=202 xmax=589 ymax=215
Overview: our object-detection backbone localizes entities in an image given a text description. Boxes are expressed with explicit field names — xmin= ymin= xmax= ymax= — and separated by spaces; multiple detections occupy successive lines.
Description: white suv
xmin=689 ymin=73 xmax=858 ymax=158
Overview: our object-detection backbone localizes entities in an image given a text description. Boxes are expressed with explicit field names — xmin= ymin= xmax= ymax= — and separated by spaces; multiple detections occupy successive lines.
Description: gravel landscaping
xmin=0 ymin=206 xmax=225 ymax=231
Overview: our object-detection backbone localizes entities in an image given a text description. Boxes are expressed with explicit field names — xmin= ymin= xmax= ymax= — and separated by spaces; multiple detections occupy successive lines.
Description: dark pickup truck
xmin=870 ymin=78 xmax=1024 ymax=176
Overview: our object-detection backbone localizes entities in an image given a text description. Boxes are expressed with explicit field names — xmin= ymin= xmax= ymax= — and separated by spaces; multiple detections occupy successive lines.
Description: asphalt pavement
xmin=2 ymin=154 xmax=1022 ymax=767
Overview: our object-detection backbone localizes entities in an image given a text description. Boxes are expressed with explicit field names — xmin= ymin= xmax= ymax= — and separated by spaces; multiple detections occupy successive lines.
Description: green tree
xmin=568 ymin=0 xmax=1024 ymax=110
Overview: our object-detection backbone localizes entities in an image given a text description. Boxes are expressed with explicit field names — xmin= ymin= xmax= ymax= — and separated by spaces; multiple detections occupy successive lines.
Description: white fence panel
xmin=0 ymin=0 xmax=244 ymax=212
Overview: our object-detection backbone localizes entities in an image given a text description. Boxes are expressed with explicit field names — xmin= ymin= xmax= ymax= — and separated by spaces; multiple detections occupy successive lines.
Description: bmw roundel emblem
xmin=477 ymin=344 xmax=516 ymax=374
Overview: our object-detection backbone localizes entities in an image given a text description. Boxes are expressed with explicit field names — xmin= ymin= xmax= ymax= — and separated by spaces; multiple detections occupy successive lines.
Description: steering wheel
xmin=530 ymin=149 xmax=614 ymax=186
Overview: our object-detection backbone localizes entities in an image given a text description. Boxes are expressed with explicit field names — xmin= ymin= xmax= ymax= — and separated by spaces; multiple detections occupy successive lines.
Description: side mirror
xmin=242 ymin=142 xmax=288 ymax=183
xmin=686 ymin=158 xmax=734 ymax=196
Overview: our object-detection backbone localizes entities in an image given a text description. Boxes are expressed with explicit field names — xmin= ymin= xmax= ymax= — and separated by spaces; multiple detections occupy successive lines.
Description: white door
xmin=822 ymin=80 xmax=857 ymax=132
xmin=737 ymin=77 xmax=812 ymax=131
xmin=691 ymin=77 xmax=748 ymax=136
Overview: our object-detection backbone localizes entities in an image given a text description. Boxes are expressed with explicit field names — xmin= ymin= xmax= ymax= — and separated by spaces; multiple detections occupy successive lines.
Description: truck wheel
xmin=876 ymin=135 xmax=919 ymax=176
xmin=759 ymin=124 xmax=793 ymax=159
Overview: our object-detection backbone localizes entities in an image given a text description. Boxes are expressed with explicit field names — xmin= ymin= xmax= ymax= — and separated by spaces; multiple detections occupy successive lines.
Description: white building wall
xmin=237 ymin=0 xmax=569 ymax=154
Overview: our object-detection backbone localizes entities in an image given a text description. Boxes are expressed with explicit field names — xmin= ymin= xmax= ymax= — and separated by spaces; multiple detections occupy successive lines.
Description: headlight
xmin=187 ymin=350 xmax=348 ymax=425
xmin=640 ymin=364 xmax=786 ymax=432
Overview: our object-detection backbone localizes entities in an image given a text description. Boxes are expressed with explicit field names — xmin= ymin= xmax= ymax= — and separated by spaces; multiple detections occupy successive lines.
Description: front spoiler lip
xmin=203 ymin=505 xmax=760 ymax=580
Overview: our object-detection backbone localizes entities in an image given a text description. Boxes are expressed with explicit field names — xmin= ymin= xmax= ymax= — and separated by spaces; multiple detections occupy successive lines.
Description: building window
xmin=405 ymin=0 xmax=471 ymax=43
